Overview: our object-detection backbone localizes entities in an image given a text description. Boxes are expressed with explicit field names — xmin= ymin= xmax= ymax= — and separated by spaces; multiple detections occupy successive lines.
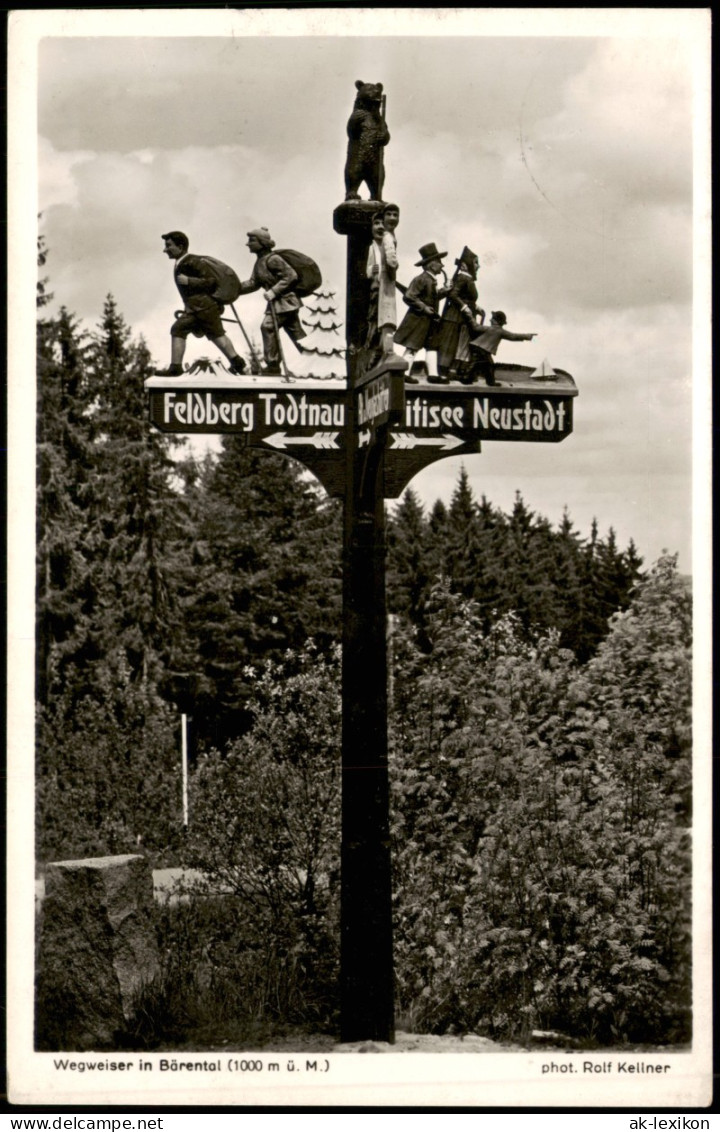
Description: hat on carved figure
xmin=247 ymin=228 xmax=275 ymax=249
xmin=415 ymin=242 xmax=447 ymax=267
xmin=455 ymin=246 xmax=479 ymax=268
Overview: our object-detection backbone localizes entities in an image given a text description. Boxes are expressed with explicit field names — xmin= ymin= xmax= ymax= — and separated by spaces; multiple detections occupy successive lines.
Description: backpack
xmin=199 ymin=256 xmax=242 ymax=303
xmin=273 ymin=249 xmax=322 ymax=298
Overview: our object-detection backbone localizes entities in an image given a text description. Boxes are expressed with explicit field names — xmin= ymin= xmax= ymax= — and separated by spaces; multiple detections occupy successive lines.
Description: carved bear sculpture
xmin=344 ymin=80 xmax=390 ymax=202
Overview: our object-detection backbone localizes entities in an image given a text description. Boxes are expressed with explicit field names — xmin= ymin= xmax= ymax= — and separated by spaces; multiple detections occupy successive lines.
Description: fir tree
xmin=443 ymin=465 xmax=483 ymax=598
xmin=82 ymin=296 xmax=191 ymax=690
xmin=387 ymin=488 xmax=433 ymax=630
xmin=36 ymin=307 xmax=95 ymax=703
xmin=178 ymin=438 xmax=342 ymax=750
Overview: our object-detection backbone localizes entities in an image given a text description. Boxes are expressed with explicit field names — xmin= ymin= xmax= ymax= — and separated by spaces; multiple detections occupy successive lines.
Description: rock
xmin=35 ymin=855 xmax=159 ymax=1050
xmin=530 ymin=1029 xmax=580 ymax=1048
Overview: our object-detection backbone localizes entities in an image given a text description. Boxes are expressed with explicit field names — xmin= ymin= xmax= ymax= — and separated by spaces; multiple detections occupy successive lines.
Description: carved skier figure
xmin=237 ymin=228 xmax=307 ymax=376
xmin=394 ymin=243 xmax=451 ymax=383
xmin=464 ymin=310 xmax=537 ymax=386
xmin=430 ymin=246 xmax=485 ymax=383
xmin=153 ymin=231 xmax=247 ymax=377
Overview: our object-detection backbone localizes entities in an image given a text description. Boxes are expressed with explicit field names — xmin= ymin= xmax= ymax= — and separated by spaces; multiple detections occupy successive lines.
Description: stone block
xmin=36 ymin=854 xmax=159 ymax=1050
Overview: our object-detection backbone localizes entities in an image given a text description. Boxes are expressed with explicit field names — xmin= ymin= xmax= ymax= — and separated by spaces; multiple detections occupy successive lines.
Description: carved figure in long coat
xmin=365 ymin=212 xmax=385 ymax=352
xmin=394 ymin=243 xmax=450 ymax=355
xmin=430 ymin=246 xmax=485 ymax=380
xmin=373 ymin=203 xmax=400 ymax=356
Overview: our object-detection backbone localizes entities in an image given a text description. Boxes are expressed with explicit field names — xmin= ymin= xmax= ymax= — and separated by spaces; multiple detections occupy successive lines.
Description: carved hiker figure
xmin=430 ymin=246 xmax=485 ymax=383
xmin=464 ymin=310 xmax=537 ymax=386
xmin=237 ymin=228 xmax=308 ymax=376
xmin=153 ymin=231 xmax=247 ymax=377
xmin=344 ymin=80 xmax=390 ymax=202
xmin=394 ymin=243 xmax=451 ymax=383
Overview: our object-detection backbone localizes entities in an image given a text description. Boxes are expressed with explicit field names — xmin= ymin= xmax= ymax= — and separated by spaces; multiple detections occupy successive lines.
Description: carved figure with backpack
xmin=237 ymin=228 xmax=322 ymax=376
xmin=153 ymin=231 xmax=247 ymax=377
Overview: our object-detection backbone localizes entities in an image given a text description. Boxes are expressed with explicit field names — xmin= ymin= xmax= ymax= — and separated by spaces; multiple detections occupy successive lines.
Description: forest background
xmin=34 ymin=252 xmax=693 ymax=1050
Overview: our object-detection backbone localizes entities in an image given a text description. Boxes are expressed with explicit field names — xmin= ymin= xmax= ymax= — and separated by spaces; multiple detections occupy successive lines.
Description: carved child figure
xmin=465 ymin=310 xmax=537 ymax=386
xmin=344 ymin=80 xmax=390 ymax=202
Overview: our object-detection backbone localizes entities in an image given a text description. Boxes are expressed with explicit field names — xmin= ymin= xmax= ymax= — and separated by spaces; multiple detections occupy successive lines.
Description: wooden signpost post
xmin=146 ymin=101 xmax=577 ymax=1046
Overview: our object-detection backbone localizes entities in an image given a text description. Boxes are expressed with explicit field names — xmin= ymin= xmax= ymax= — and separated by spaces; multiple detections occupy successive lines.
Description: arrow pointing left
xmin=263 ymin=431 xmax=340 ymax=450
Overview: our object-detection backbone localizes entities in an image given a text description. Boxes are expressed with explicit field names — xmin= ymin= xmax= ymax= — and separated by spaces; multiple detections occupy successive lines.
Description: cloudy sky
xmin=14 ymin=8 xmax=710 ymax=572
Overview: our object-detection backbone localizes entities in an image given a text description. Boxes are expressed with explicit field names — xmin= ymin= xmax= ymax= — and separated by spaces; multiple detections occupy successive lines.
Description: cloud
xmin=34 ymin=31 xmax=700 ymax=570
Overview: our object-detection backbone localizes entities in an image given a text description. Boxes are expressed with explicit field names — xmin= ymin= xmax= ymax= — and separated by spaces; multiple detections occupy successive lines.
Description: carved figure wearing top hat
xmin=394 ymin=243 xmax=451 ymax=381
xmin=430 ymin=246 xmax=485 ymax=382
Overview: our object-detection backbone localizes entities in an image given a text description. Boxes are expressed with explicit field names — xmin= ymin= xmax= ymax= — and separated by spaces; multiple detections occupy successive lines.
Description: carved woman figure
xmin=430 ymin=246 xmax=485 ymax=383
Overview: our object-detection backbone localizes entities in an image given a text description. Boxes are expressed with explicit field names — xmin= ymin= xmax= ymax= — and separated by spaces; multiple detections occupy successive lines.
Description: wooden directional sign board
xmin=355 ymin=359 xmax=406 ymax=432
xmin=146 ymin=363 xmax=577 ymax=499
xmin=147 ymin=375 xmax=348 ymax=496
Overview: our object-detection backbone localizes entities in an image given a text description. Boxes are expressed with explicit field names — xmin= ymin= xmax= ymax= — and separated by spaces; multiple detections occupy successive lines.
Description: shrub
xmin=391 ymin=562 xmax=692 ymax=1044
xmin=179 ymin=643 xmax=342 ymax=1032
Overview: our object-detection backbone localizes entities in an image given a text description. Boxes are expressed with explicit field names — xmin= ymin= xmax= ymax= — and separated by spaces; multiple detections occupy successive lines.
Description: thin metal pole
xmin=181 ymin=713 xmax=189 ymax=828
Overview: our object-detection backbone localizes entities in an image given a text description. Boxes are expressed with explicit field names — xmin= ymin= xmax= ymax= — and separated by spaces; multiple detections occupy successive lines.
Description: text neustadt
xmin=404 ymin=397 xmax=568 ymax=435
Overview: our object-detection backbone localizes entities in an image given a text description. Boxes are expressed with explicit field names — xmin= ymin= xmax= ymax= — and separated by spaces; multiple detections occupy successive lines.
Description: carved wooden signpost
xmin=146 ymin=84 xmax=577 ymax=1045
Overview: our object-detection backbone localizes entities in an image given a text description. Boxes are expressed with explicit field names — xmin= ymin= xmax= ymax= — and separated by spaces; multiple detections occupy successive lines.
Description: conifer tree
xmin=551 ymin=507 xmax=588 ymax=655
xmin=443 ymin=465 xmax=483 ymax=598
xmin=36 ymin=288 xmax=189 ymax=862
xmin=504 ymin=493 xmax=558 ymax=632
xmin=178 ymin=438 xmax=342 ymax=750
xmin=36 ymin=306 xmax=95 ymax=703
xmin=387 ymin=488 xmax=433 ymax=629
xmin=83 ymin=296 xmax=191 ymax=690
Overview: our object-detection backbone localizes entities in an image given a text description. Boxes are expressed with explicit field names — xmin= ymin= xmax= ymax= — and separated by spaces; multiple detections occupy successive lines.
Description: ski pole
xmin=268 ymin=299 xmax=292 ymax=382
xmin=227 ymin=303 xmax=263 ymax=373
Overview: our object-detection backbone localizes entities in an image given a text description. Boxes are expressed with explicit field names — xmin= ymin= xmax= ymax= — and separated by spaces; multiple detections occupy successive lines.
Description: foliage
xmin=386 ymin=476 xmax=643 ymax=661
xmin=36 ymin=651 xmax=183 ymax=863
xmin=175 ymin=440 xmax=342 ymax=749
xmin=180 ymin=644 xmax=342 ymax=1029
xmin=390 ymin=559 xmax=692 ymax=1044
xmin=34 ymin=267 xmax=691 ymax=1045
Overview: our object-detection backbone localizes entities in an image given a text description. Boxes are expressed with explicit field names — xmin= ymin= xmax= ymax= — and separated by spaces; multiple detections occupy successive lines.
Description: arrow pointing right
xmin=389 ymin=432 xmax=465 ymax=451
